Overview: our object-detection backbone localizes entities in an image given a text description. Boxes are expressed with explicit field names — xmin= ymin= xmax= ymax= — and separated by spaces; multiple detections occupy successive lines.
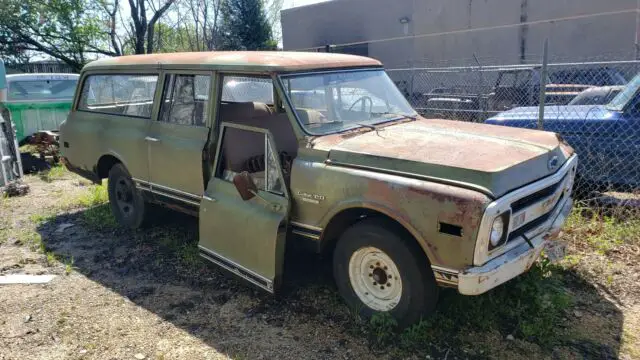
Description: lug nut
xmin=383 ymin=266 xmax=388 ymax=270
xmin=380 ymin=286 xmax=384 ymax=290
xmin=373 ymin=282 xmax=377 ymax=286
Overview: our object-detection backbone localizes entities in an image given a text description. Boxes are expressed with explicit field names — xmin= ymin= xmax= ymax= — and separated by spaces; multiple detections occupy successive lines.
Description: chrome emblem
xmin=548 ymin=156 xmax=559 ymax=171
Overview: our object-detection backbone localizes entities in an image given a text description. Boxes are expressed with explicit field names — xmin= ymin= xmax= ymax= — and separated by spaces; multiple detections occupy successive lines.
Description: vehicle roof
xmin=7 ymin=73 xmax=80 ymax=81
xmin=82 ymin=51 xmax=383 ymax=73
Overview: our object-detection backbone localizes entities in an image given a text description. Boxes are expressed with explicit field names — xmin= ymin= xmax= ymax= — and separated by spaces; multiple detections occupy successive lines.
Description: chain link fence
xmin=388 ymin=60 xmax=640 ymax=204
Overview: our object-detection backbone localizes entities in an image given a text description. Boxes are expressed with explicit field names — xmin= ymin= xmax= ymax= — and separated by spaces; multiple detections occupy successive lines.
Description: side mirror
xmin=232 ymin=172 xmax=258 ymax=201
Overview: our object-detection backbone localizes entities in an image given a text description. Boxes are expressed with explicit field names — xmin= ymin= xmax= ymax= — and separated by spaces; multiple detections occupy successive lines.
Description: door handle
xmin=144 ymin=136 xmax=160 ymax=142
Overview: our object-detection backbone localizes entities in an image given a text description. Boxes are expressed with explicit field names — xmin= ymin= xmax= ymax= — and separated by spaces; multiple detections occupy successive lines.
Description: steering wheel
xmin=348 ymin=96 xmax=373 ymax=113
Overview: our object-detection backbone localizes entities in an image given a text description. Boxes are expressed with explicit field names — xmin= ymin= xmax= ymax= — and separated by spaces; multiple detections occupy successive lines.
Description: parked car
xmin=60 ymin=51 xmax=576 ymax=327
xmin=549 ymin=67 xmax=627 ymax=87
xmin=0 ymin=60 xmax=79 ymax=145
xmin=486 ymin=73 xmax=640 ymax=191
xmin=568 ymin=85 xmax=624 ymax=106
xmin=421 ymin=66 xmax=591 ymax=122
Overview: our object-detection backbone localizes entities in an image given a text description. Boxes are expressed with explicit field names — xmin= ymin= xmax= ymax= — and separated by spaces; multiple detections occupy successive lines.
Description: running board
xmin=198 ymin=245 xmax=274 ymax=292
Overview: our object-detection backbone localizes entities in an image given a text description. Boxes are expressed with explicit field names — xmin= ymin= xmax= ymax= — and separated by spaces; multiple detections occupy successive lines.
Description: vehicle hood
xmin=485 ymin=105 xmax=618 ymax=122
xmin=310 ymin=118 xmax=573 ymax=198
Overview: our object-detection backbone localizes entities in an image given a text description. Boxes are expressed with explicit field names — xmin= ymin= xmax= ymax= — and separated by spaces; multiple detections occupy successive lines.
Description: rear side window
xmin=78 ymin=74 xmax=158 ymax=118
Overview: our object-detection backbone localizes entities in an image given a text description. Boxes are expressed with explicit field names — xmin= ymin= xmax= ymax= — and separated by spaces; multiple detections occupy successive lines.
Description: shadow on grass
xmin=37 ymin=205 xmax=624 ymax=359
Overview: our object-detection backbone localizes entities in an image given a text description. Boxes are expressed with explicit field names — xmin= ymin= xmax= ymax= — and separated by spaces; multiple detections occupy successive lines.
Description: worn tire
xmin=107 ymin=163 xmax=148 ymax=229
xmin=333 ymin=218 xmax=439 ymax=328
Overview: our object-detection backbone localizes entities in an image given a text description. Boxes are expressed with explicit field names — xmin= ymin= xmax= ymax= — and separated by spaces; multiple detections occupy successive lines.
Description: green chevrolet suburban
xmin=60 ymin=51 xmax=577 ymax=327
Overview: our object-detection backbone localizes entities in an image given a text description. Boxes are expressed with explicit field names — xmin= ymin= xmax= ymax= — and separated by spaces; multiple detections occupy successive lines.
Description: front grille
xmin=507 ymin=193 xmax=565 ymax=243
xmin=510 ymin=175 xmax=565 ymax=213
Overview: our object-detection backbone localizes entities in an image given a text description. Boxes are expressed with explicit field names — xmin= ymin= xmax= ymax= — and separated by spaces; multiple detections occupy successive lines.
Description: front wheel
xmin=333 ymin=219 xmax=439 ymax=328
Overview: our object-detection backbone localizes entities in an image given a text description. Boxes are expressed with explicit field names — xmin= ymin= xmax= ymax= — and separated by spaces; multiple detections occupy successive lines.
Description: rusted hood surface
xmin=311 ymin=118 xmax=573 ymax=197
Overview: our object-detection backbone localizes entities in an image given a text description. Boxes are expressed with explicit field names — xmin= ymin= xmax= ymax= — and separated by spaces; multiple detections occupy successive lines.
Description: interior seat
xmin=219 ymin=102 xmax=298 ymax=174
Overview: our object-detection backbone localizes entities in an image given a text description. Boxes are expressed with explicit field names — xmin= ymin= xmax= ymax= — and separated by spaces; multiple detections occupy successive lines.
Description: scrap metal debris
xmin=1 ymin=180 xmax=29 ymax=197
xmin=0 ymin=274 xmax=56 ymax=285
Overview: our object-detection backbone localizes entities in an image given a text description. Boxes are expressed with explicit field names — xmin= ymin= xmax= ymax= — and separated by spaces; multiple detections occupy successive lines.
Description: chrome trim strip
xmin=291 ymin=229 xmax=321 ymax=240
xmin=473 ymin=155 xmax=578 ymax=266
xmin=132 ymin=178 xmax=201 ymax=206
xmin=198 ymin=245 xmax=274 ymax=292
xmin=151 ymin=189 xmax=200 ymax=206
xmin=431 ymin=265 xmax=460 ymax=286
xmin=148 ymin=181 xmax=201 ymax=201
xmin=290 ymin=221 xmax=323 ymax=232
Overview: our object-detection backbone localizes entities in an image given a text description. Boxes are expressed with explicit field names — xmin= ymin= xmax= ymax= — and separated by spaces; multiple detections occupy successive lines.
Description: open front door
xmin=198 ymin=123 xmax=290 ymax=293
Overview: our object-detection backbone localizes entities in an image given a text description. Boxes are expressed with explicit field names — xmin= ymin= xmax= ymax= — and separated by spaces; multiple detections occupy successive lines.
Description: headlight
xmin=489 ymin=214 xmax=508 ymax=249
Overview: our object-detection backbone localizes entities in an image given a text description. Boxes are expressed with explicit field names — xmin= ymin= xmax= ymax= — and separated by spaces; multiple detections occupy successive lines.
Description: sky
xmin=282 ymin=0 xmax=331 ymax=11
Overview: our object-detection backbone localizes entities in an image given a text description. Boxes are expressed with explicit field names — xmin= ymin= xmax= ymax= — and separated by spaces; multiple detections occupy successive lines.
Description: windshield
xmin=8 ymin=78 xmax=78 ymax=101
xmin=607 ymin=73 xmax=640 ymax=111
xmin=281 ymin=70 xmax=416 ymax=135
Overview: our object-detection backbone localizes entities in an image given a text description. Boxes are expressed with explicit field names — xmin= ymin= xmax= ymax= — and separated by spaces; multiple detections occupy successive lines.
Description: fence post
xmin=537 ymin=39 xmax=549 ymax=130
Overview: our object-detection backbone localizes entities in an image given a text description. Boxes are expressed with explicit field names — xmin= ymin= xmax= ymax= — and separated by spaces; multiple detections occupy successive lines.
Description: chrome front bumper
xmin=457 ymin=195 xmax=573 ymax=296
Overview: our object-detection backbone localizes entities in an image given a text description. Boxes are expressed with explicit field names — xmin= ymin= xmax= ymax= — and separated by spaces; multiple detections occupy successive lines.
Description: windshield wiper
xmin=371 ymin=112 xmax=418 ymax=120
xmin=356 ymin=123 xmax=377 ymax=130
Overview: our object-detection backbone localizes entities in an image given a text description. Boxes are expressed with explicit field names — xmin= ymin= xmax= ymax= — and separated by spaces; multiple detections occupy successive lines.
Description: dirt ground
xmin=1 ymin=171 xmax=639 ymax=360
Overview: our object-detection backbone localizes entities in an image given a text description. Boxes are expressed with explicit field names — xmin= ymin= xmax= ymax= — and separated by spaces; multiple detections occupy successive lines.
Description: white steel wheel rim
xmin=348 ymin=246 xmax=403 ymax=312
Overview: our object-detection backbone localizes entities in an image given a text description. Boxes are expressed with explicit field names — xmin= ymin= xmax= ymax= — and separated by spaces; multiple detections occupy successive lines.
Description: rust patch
xmin=312 ymin=118 xmax=561 ymax=173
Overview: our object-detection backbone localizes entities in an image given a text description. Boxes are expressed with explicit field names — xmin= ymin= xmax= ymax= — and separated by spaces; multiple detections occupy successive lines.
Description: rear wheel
xmin=107 ymin=164 xmax=148 ymax=229
xmin=333 ymin=219 xmax=439 ymax=328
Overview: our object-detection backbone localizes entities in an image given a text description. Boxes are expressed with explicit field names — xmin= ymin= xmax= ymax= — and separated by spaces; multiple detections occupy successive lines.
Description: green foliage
xmin=368 ymin=312 xmax=398 ymax=347
xmin=77 ymin=184 xmax=109 ymax=208
xmin=39 ymin=164 xmax=68 ymax=183
xmin=82 ymin=204 xmax=117 ymax=230
xmin=0 ymin=0 xmax=113 ymax=70
xmin=218 ymin=0 xmax=276 ymax=50
xmin=564 ymin=207 xmax=640 ymax=254
xmin=396 ymin=262 xmax=572 ymax=352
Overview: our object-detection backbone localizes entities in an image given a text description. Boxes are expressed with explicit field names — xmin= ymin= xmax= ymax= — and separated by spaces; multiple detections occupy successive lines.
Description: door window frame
xmin=154 ymin=69 xmax=216 ymax=128
xmin=212 ymin=122 xmax=290 ymax=200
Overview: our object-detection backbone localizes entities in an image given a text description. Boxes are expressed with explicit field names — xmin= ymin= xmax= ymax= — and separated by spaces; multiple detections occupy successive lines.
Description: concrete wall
xmin=281 ymin=0 xmax=639 ymax=68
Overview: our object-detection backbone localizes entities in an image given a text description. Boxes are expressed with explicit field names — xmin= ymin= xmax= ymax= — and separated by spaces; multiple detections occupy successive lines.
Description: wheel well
xmin=96 ymin=155 xmax=121 ymax=179
xmin=320 ymin=208 xmax=429 ymax=262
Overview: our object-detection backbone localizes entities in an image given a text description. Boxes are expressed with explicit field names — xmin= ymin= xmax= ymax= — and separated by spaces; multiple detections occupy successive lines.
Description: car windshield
xmin=607 ymin=73 xmax=640 ymax=111
xmin=281 ymin=69 xmax=416 ymax=135
xmin=7 ymin=78 xmax=78 ymax=101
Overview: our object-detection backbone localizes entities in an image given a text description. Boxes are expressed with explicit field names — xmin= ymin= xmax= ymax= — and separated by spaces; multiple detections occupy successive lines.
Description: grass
xmin=76 ymin=184 xmax=109 ymax=208
xmin=64 ymin=256 xmax=75 ymax=275
xmin=45 ymin=251 xmax=57 ymax=267
xmin=563 ymin=206 xmax=640 ymax=255
xmin=39 ymin=164 xmax=68 ymax=183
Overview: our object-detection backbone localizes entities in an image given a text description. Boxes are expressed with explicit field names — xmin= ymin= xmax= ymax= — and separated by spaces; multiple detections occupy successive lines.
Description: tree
xmin=218 ymin=0 xmax=276 ymax=51
xmin=0 ymin=0 xmax=114 ymax=71
xmin=126 ymin=0 xmax=177 ymax=54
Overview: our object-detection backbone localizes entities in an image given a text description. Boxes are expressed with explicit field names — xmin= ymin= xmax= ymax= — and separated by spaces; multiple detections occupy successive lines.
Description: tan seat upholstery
xmin=219 ymin=102 xmax=298 ymax=173
xmin=295 ymin=108 xmax=327 ymax=125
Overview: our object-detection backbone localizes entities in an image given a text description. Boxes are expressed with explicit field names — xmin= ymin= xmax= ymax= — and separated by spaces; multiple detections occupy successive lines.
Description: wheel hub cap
xmin=348 ymin=246 xmax=403 ymax=312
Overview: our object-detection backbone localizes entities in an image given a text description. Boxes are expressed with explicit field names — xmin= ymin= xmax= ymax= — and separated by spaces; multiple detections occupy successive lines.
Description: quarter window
xmin=78 ymin=74 xmax=158 ymax=118
xmin=222 ymin=76 xmax=273 ymax=104
xmin=159 ymin=74 xmax=211 ymax=126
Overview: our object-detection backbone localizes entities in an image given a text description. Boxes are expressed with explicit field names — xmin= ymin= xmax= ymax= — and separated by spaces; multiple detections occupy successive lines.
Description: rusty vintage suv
xmin=60 ymin=51 xmax=577 ymax=327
